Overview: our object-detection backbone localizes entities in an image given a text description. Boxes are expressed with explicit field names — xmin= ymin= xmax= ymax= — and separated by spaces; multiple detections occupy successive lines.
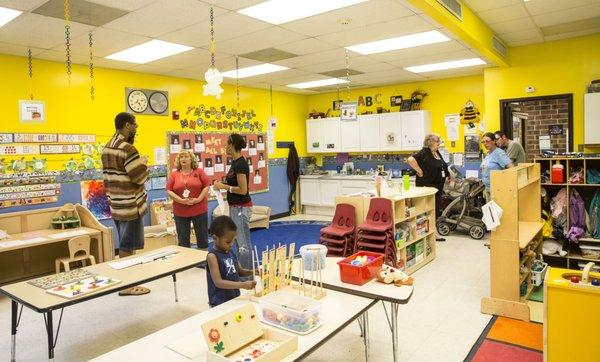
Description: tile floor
xmin=0 ymin=215 xmax=492 ymax=361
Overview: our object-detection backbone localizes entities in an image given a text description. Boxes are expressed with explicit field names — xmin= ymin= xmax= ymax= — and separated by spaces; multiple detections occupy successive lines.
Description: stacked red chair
xmin=319 ymin=203 xmax=356 ymax=257
xmin=355 ymin=198 xmax=397 ymax=267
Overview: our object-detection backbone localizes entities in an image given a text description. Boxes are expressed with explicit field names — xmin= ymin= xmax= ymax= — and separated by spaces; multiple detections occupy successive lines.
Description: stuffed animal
xmin=460 ymin=100 xmax=480 ymax=125
xmin=203 ymin=68 xmax=224 ymax=100
xmin=376 ymin=264 xmax=414 ymax=286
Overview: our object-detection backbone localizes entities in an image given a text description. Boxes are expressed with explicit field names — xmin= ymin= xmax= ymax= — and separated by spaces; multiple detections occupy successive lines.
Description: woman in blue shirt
xmin=481 ymin=132 xmax=514 ymax=200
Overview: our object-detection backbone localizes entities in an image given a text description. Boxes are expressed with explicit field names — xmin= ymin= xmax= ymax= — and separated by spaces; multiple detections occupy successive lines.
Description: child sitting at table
xmin=206 ymin=215 xmax=256 ymax=307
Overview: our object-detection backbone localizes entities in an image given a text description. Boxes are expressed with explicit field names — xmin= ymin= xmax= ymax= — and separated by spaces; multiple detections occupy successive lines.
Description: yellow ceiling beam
xmin=407 ymin=0 xmax=510 ymax=67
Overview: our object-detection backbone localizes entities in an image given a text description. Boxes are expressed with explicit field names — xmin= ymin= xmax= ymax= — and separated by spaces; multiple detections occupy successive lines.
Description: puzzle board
xmin=46 ymin=275 xmax=121 ymax=299
xmin=27 ymin=268 xmax=97 ymax=290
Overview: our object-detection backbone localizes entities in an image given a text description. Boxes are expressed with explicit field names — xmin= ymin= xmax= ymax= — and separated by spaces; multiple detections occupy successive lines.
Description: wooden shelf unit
xmin=534 ymin=156 xmax=600 ymax=270
xmin=335 ymin=187 xmax=437 ymax=275
xmin=481 ymin=163 xmax=542 ymax=321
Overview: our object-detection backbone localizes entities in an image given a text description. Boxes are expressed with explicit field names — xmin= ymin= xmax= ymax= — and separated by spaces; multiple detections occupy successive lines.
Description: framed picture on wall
xmin=400 ymin=100 xmax=412 ymax=112
xmin=19 ymin=100 xmax=45 ymax=123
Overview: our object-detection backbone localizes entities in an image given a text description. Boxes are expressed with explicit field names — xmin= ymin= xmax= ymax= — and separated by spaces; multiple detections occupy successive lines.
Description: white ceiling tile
xmin=276 ymin=38 xmax=338 ymax=56
xmin=85 ymin=0 xmax=157 ymax=11
xmin=93 ymin=57 xmax=139 ymax=70
xmin=388 ymin=49 xmax=481 ymax=68
xmin=544 ymin=28 xmax=600 ymax=42
xmin=52 ymin=28 xmax=151 ymax=57
xmin=164 ymin=68 xmax=203 ymax=80
xmin=217 ymin=27 xmax=307 ymax=55
xmin=208 ymin=0 xmax=266 ymax=11
xmin=279 ymin=0 xmax=415 ymax=37
xmin=0 ymin=0 xmax=48 ymax=11
xmin=272 ymin=48 xmax=360 ymax=69
xmin=0 ymin=13 xmax=94 ymax=49
xmin=477 ymin=4 xmax=529 ymax=25
xmin=491 ymin=17 xmax=538 ymax=35
xmin=367 ymin=40 xmax=466 ymax=62
xmin=148 ymin=47 xmax=231 ymax=69
xmin=239 ymin=68 xmax=305 ymax=83
xmin=351 ymin=68 xmax=425 ymax=84
xmin=532 ymin=3 xmax=600 ymax=28
xmin=35 ymin=49 xmax=90 ymax=65
xmin=462 ymin=0 xmax=521 ymax=13
xmin=416 ymin=67 xmax=486 ymax=80
xmin=0 ymin=41 xmax=45 ymax=57
xmin=498 ymin=29 xmax=543 ymax=43
xmin=129 ymin=63 xmax=175 ymax=75
xmin=102 ymin=0 xmax=227 ymax=38
xmin=525 ymin=0 xmax=599 ymax=16
xmin=317 ymin=15 xmax=435 ymax=47
xmin=161 ymin=11 xmax=273 ymax=48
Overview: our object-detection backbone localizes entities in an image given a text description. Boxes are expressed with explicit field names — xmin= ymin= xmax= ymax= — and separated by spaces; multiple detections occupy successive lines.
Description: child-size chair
xmin=320 ymin=203 xmax=355 ymax=237
xmin=55 ymin=235 xmax=96 ymax=273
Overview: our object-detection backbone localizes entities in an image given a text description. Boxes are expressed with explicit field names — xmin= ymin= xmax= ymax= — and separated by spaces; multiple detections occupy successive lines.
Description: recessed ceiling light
xmin=221 ymin=63 xmax=289 ymax=78
xmin=404 ymin=58 xmax=486 ymax=73
xmin=287 ymin=78 xmax=349 ymax=89
xmin=346 ymin=30 xmax=450 ymax=55
xmin=105 ymin=40 xmax=193 ymax=64
xmin=238 ymin=0 xmax=368 ymax=25
xmin=0 ymin=6 xmax=22 ymax=28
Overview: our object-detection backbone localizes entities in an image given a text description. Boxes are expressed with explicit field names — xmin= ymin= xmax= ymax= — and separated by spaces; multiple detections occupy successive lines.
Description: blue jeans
xmin=229 ymin=206 xmax=253 ymax=270
xmin=114 ymin=218 xmax=144 ymax=252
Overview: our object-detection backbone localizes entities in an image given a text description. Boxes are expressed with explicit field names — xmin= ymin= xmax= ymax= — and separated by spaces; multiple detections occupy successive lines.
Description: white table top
xmin=0 ymin=227 xmax=101 ymax=253
xmin=293 ymin=257 xmax=413 ymax=304
xmin=0 ymin=246 xmax=207 ymax=312
xmin=91 ymin=289 xmax=376 ymax=362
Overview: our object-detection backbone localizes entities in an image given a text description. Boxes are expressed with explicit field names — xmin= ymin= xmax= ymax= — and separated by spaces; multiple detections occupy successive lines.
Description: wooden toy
xmin=27 ymin=268 xmax=97 ymax=290
xmin=296 ymin=245 xmax=326 ymax=300
xmin=51 ymin=203 xmax=80 ymax=230
xmin=46 ymin=275 xmax=120 ymax=299
xmin=201 ymin=304 xmax=297 ymax=361
xmin=375 ymin=264 xmax=414 ymax=286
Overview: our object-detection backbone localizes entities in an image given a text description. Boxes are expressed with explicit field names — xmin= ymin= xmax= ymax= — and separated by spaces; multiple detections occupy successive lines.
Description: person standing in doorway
xmin=167 ymin=150 xmax=211 ymax=249
xmin=494 ymin=131 xmax=526 ymax=164
xmin=481 ymin=132 xmax=514 ymax=200
xmin=101 ymin=112 xmax=150 ymax=296
xmin=213 ymin=134 xmax=253 ymax=270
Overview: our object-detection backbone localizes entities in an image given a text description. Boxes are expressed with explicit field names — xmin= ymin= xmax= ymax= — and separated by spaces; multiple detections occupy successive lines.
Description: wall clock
xmin=125 ymin=88 xmax=169 ymax=115
xmin=149 ymin=91 xmax=169 ymax=114
xmin=127 ymin=90 xmax=148 ymax=113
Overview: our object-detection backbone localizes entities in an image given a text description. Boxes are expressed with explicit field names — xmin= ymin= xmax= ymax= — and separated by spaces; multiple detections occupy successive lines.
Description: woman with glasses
xmin=407 ymin=134 xmax=449 ymax=241
xmin=481 ymin=132 xmax=513 ymax=200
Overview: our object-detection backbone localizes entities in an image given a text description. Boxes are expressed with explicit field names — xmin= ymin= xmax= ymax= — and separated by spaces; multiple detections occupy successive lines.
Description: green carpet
xmin=528 ymin=285 xmax=544 ymax=302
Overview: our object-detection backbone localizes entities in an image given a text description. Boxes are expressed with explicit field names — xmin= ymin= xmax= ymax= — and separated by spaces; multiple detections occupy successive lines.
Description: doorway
xmin=499 ymin=94 xmax=573 ymax=161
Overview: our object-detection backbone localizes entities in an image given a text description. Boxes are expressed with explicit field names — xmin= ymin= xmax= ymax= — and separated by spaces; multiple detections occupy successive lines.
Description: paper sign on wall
xmin=444 ymin=114 xmax=460 ymax=141
xmin=340 ymin=102 xmax=358 ymax=121
xmin=19 ymin=100 xmax=45 ymax=123
xmin=154 ymin=147 xmax=166 ymax=165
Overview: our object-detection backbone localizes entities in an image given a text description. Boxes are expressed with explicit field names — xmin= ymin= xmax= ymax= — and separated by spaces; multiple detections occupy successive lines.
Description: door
xmin=319 ymin=180 xmax=340 ymax=206
xmin=322 ymin=117 xmax=341 ymax=152
xmin=359 ymin=114 xmax=380 ymax=151
xmin=340 ymin=119 xmax=360 ymax=152
xmin=379 ymin=112 xmax=402 ymax=151
xmin=300 ymin=178 xmax=320 ymax=205
xmin=401 ymin=111 xmax=429 ymax=150
xmin=306 ymin=119 xmax=323 ymax=153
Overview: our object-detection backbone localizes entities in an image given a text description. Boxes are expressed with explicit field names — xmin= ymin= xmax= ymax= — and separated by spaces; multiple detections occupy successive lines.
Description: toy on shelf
xmin=375 ymin=264 xmax=414 ymax=287
xmin=200 ymin=304 xmax=297 ymax=361
xmin=51 ymin=203 xmax=81 ymax=229
xmin=259 ymin=290 xmax=323 ymax=335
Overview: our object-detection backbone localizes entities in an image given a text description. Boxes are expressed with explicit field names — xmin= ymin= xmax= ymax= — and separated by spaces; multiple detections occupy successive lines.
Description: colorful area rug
xmin=465 ymin=316 xmax=543 ymax=361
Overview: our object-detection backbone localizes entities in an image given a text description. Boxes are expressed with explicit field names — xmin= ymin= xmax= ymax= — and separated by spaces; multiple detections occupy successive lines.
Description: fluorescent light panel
xmin=287 ymin=78 xmax=348 ymax=89
xmin=346 ymin=30 xmax=450 ymax=55
xmin=221 ymin=63 xmax=289 ymax=78
xmin=238 ymin=0 xmax=368 ymax=25
xmin=404 ymin=58 xmax=486 ymax=73
xmin=0 ymin=6 xmax=22 ymax=28
xmin=105 ymin=40 xmax=193 ymax=64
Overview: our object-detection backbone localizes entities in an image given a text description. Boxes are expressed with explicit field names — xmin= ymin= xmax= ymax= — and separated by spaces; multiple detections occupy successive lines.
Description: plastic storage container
xmin=299 ymin=244 xmax=327 ymax=271
xmin=259 ymin=290 xmax=322 ymax=334
xmin=579 ymin=243 xmax=600 ymax=260
xmin=337 ymin=251 xmax=384 ymax=285
xmin=530 ymin=260 xmax=548 ymax=286
xmin=551 ymin=161 xmax=564 ymax=183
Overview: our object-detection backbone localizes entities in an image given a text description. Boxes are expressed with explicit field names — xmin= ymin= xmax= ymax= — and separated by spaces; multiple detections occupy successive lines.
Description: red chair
xmin=359 ymin=198 xmax=393 ymax=233
xmin=320 ymin=203 xmax=355 ymax=237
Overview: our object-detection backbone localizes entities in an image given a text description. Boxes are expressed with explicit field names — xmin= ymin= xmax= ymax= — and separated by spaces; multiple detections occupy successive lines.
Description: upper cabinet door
xmin=340 ymin=119 xmax=360 ymax=152
xmin=322 ymin=117 xmax=341 ymax=153
xmin=306 ymin=118 xmax=323 ymax=153
xmin=359 ymin=114 xmax=380 ymax=151
xmin=401 ymin=111 xmax=431 ymax=151
xmin=379 ymin=112 xmax=402 ymax=151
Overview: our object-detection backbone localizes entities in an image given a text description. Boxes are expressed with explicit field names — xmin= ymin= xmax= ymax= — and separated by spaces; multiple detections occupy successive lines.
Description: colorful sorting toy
xmin=350 ymin=255 xmax=375 ymax=266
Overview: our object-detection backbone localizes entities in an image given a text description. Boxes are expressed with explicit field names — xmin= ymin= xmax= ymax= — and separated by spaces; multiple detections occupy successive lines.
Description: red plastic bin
xmin=337 ymin=251 xmax=384 ymax=285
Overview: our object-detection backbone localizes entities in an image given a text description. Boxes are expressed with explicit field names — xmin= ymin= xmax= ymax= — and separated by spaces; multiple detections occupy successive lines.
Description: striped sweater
xmin=101 ymin=133 xmax=148 ymax=221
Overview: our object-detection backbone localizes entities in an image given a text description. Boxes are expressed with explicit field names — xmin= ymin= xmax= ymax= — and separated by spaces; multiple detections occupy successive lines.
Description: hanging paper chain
xmin=89 ymin=31 xmax=95 ymax=100
xmin=27 ymin=48 xmax=34 ymax=100
xmin=64 ymin=0 xmax=72 ymax=78
xmin=236 ymin=56 xmax=240 ymax=118
xmin=209 ymin=7 xmax=215 ymax=68
xmin=345 ymin=49 xmax=350 ymax=101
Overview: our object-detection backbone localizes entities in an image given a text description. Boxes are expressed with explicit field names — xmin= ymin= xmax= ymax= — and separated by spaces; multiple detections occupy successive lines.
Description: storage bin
xmin=530 ymin=261 xmax=548 ymax=286
xmin=259 ymin=290 xmax=322 ymax=334
xmin=579 ymin=243 xmax=600 ymax=260
xmin=337 ymin=251 xmax=383 ymax=285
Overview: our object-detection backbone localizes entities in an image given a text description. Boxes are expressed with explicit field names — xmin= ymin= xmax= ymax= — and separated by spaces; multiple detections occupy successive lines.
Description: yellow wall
xmin=484 ymin=33 xmax=600 ymax=149
xmin=306 ymin=75 xmax=485 ymax=152
xmin=0 ymin=54 xmax=308 ymax=170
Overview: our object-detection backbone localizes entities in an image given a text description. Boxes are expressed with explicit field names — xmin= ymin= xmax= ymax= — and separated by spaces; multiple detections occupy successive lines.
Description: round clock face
xmin=128 ymin=90 xmax=148 ymax=113
xmin=149 ymin=91 xmax=168 ymax=114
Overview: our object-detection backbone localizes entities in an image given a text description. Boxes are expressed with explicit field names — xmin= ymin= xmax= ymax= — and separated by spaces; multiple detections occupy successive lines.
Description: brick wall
xmin=517 ymin=97 xmax=569 ymax=161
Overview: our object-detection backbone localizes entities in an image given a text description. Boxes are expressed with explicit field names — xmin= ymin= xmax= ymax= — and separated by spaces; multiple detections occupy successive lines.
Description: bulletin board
xmin=167 ymin=132 xmax=268 ymax=193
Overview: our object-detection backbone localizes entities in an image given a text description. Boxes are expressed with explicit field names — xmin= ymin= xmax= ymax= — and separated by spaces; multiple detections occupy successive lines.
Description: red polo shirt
xmin=166 ymin=168 xmax=211 ymax=217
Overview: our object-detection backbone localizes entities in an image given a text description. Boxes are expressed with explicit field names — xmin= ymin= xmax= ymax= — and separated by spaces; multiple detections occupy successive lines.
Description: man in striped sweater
xmin=102 ymin=112 xmax=150 ymax=295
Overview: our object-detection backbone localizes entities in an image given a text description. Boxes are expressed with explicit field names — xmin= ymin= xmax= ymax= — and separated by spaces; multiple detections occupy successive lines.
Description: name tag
xmin=441 ymin=170 xmax=446 ymax=178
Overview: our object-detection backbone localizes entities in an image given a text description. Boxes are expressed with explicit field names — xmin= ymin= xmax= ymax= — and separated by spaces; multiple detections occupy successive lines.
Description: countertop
xmin=300 ymin=174 xmax=375 ymax=180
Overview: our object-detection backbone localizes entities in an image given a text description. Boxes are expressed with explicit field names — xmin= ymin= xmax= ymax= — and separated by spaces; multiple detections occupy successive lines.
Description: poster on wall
xmin=19 ymin=100 xmax=45 ymax=123
xmin=0 ymin=134 xmax=14 ymax=143
xmin=340 ymin=101 xmax=358 ymax=121
xmin=464 ymin=135 xmax=480 ymax=160
xmin=444 ymin=114 xmax=460 ymax=141
xmin=80 ymin=180 xmax=111 ymax=220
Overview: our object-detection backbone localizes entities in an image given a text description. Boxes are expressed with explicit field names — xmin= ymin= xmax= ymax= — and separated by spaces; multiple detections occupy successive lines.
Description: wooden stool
xmin=55 ymin=235 xmax=96 ymax=273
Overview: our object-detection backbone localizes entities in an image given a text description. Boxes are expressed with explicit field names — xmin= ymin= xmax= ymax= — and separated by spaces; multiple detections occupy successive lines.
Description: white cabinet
xmin=300 ymin=178 xmax=320 ymax=205
xmin=378 ymin=113 xmax=402 ymax=151
xmin=340 ymin=179 xmax=371 ymax=195
xmin=401 ymin=111 xmax=430 ymax=151
xmin=340 ymin=120 xmax=360 ymax=152
xmin=584 ymin=93 xmax=600 ymax=144
xmin=322 ymin=117 xmax=341 ymax=152
xmin=306 ymin=119 xmax=323 ymax=153
xmin=359 ymin=114 xmax=380 ymax=151
xmin=319 ymin=179 xmax=340 ymax=206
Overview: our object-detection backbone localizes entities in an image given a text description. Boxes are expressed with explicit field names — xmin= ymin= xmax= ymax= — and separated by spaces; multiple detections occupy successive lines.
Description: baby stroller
xmin=437 ymin=165 xmax=487 ymax=239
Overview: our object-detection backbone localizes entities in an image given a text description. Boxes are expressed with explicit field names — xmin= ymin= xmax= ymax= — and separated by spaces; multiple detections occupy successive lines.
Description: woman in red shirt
xmin=166 ymin=150 xmax=211 ymax=249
